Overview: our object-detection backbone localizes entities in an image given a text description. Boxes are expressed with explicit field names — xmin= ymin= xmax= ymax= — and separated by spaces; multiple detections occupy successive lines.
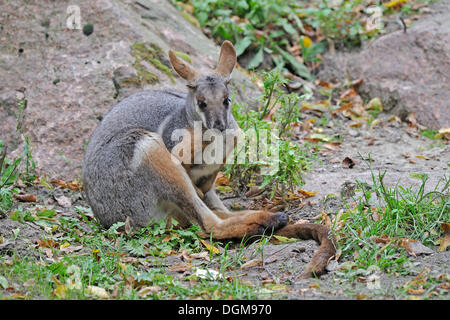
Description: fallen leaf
xmin=384 ymin=0 xmax=409 ymax=8
xmin=323 ymin=142 xmax=341 ymax=151
xmin=309 ymin=283 xmax=320 ymax=289
xmin=137 ymin=286 xmax=161 ymax=297
xmin=60 ymin=245 xmax=83 ymax=254
xmin=168 ymin=262 xmax=191 ymax=273
xmin=190 ymin=251 xmax=210 ymax=261
xmin=239 ymin=258 xmax=262 ymax=270
xmin=369 ymin=119 xmax=381 ymax=130
xmin=55 ymin=195 xmax=71 ymax=208
xmin=86 ymin=285 xmax=110 ymax=299
xmin=50 ymin=179 xmax=82 ymax=191
xmin=37 ymin=239 xmax=59 ymax=248
xmin=194 ymin=269 xmax=222 ymax=280
xmin=349 ymin=122 xmax=362 ymax=128
xmin=272 ymin=235 xmax=297 ymax=243
xmin=216 ymin=172 xmax=230 ymax=186
xmin=320 ymin=211 xmax=332 ymax=228
xmin=298 ymin=190 xmax=318 ymax=198
xmin=401 ymin=239 xmax=434 ymax=257
xmin=13 ymin=194 xmax=37 ymax=202
xmin=200 ymin=239 xmax=220 ymax=254
xmin=439 ymin=223 xmax=450 ymax=252
xmin=245 ymin=186 xmax=264 ymax=198
xmin=342 ymin=157 xmax=355 ymax=169
xmin=331 ymin=102 xmax=353 ymax=115
xmin=124 ymin=216 xmax=132 ymax=235
xmin=54 ymin=284 xmax=68 ymax=298
xmin=408 ymin=288 xmax=425 ymax=295
xmin=0 ymin=276 xmax=8 ymax=289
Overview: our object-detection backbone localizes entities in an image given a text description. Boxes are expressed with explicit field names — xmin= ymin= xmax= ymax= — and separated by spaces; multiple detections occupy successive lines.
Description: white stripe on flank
xmin=157 ymin=113 xmax=174 ymax=136
xmin=130 ymin=132 xmax=164 ymax=171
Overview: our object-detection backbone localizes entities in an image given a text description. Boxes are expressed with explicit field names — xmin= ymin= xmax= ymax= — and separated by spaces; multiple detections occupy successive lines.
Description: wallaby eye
xmin=197 ymin=100 xmax=207 ymax=110
xmin=223 ymin=97 xmax=231 ymax=108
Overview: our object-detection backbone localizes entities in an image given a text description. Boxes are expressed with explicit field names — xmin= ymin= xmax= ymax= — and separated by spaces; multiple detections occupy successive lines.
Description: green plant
xmin=225 ymin=69 xmax=317 ymax=197
xmin=334 ymin=160 xmax=449 ymax=275
xmin=173 ymin=0 xmax=313 ymax=79
xmin=0 ymin=142 xmax=21 ymax=216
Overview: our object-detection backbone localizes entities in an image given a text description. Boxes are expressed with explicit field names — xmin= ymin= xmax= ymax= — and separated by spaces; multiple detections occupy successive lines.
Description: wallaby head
xmin=169 ymin=41 xmax=237 ymax=132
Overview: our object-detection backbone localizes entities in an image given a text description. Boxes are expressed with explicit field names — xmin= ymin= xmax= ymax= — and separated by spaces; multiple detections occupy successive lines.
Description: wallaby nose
xmin=214 ymin=120 xmax=225 ymax=132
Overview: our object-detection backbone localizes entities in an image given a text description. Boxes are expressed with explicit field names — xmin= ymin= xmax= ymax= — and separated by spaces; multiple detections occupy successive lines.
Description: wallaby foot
xmin=203 ymin=210 xmax=288 ymax=240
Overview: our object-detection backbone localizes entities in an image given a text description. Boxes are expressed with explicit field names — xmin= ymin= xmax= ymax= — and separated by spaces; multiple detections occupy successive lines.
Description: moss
xmin=83 ymin=24 xmax=94 ymax=36
xmin=172 ymin=50 xmax=192 ymax=64
xmin=130 ymin=42 xmax=175 ymax=85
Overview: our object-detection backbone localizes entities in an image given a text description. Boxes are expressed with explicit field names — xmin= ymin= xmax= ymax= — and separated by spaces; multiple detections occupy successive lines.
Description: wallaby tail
xmin=275 ymin=223 xmax=336 ymax=279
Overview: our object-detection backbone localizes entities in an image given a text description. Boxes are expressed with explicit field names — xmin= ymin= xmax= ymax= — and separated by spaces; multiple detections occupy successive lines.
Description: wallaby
xmin=82 ymin=41 xmax=335 ymax=278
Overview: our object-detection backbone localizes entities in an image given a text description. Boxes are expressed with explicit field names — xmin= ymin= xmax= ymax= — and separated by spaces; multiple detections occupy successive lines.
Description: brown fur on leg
xmin=275 ymin=223 xmax=336 ymax=279
xmin=206 ymin=210 xmax=288 ymax=240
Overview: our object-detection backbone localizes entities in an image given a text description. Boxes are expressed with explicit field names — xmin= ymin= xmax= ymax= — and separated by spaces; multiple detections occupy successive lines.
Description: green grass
xmin=1 ymin=203 xmax=282 ymax=299
xmin=333 ymin=161 xmax=449 ymax=277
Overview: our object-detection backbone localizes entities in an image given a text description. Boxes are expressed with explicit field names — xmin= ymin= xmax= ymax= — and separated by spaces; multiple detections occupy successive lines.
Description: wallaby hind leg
xmin=135 ymin=132 xmax=288 ymax=238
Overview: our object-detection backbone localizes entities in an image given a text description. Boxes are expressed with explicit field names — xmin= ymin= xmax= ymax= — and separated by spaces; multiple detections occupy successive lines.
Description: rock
xmin=0 ymin=0 xmax=258 ymax=180
xmin=318 ymin=5 xmax=450 ymax=130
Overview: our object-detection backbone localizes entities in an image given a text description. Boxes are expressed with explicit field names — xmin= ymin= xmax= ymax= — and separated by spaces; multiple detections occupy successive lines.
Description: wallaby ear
xmin=215 ymin=40 xmax=237 ymax=78
xmin=169 ymin=50 xmax=198 ymax=82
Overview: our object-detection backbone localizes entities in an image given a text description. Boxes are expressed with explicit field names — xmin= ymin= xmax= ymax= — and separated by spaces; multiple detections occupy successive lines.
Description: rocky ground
xmin=1 ymin=109 xmax=448 ymax=299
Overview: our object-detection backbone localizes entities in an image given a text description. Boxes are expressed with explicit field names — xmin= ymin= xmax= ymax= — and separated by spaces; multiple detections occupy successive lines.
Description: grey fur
xmin=83 ymin=76 xmax=238 ymax=229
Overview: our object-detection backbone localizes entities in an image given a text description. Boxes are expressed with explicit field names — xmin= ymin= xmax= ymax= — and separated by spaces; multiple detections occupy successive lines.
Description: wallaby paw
xmin=245 ymin=211 xmax=288 ymax=237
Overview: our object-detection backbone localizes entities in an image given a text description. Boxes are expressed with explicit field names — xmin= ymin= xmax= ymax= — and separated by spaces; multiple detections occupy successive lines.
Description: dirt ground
xmin=1 ymin=109 xmax=448 ymax=300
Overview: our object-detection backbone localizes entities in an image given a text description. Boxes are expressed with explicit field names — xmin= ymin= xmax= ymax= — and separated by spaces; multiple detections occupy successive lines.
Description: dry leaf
xmin=342 ymin=157 xmax=355 ymax=169
xmin=194 ymin=269 xmax=222 ymax=280
xmin=56 ymin=195 xmax=71 ymax=208
xmin=245 ymin=186 xmax=264 ymax=198
xmin=13 ymin=194 xmax=37 ymax=202
xmin=239 ymin=258 xmax=262 ymax=270
xmin=332 ymin=102 xmax=353 ymax=115
xmin=400 ymin=239 xmax=433 ymax=257
xmin=320 ymin=211 xmax=332 ymax=228
xmin=190 ymin=251 xmax=210 ymax=261
xmin=54 ymin=284 xmax=68 ymax=298
xmin=309 ymin=283 xmax=320 ymax=289
xmin=137 ymin=286 xmax=161 ymax=298
xmin=168 ymin=262 xmax=191 ymax=273
xmin=439 ymin=223 xmax=450 ymax=252
xmin=37 ymin=239 xmax=59 ymax=248
xmin=86 ymin=285 xmax=110 ymax=299
xmin=216 ymin=172 xmax=231 ymax=186
xmin=60 ymin=245 xmax=83 ymax=254
xmin=298 ymin=190 xmax=318 ymax=198
xmin=124 ymin=216 xmax=132 ymax=235
xmin=200 ymin=239 xmax=220 ymax=254
xmin=408 ymin=288 xmax=425 ymax=295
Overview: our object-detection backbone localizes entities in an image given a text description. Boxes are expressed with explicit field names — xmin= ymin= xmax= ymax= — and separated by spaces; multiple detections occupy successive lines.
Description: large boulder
xmin=319 ymin=2 xmax=450 ymax=130
xmin=0 ymin=0 xmax=258 ymax=180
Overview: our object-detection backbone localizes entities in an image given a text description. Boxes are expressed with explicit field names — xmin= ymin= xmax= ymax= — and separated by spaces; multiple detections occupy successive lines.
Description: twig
xmin=396 ymin=15 xmax=407 ymax=33
xmin=0 ymin=143 xmax=7 ymax=176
